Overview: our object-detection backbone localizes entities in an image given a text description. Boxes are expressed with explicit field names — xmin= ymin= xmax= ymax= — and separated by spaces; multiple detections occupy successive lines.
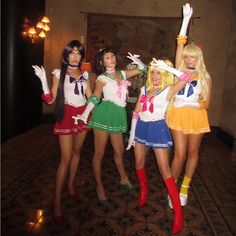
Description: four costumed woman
xmin=33 ymin=2 xmax=211 ymax=234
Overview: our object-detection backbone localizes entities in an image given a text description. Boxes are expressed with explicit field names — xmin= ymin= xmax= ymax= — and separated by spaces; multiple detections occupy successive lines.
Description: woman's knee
xmin=73 ymin=146 xmax=81 ymax=157
xmin=93 ymin=149 xmax=105 ymax=161
xmin=187 ymin=148 xmax=199 ymax=159
xmin=59 ymin=155 xmax=71 ymax=167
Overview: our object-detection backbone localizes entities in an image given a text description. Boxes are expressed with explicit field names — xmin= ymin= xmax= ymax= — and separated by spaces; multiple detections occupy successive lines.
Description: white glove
xmin=32 ymin=65 xmax=50 ymax=94
xmin=152 ymin=58 xmax=183 ymax=78
xmin=72 ymin=102 xmax=94 ymax=125
xmin=126 ymin=112 xmax=138 ymax=150
xmin=179 ymin=3 xmax=193 ymax=36
xmin=82 ymin=71 xmax=89 ymax=80
xmin=127 ymin=52 xmax=145 ymax=71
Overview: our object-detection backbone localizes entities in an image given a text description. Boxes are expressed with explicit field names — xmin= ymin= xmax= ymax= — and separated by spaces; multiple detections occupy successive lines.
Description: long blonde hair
xmin=179 ymin=43 xmax=211 ymax=100
xmin=146 ymin=59 xmax=175 ymax=92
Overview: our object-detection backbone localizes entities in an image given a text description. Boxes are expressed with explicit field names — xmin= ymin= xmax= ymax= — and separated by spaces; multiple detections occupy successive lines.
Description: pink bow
xmin=140 ymin=95 xmax=154 ymax=113
xmin=116 ymin=80 xmax=131 ymax=98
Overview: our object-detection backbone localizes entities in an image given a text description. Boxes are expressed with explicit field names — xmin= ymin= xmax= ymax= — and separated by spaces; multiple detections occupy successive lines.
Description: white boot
xmin=168 ymin=193 xmax=188 ymax=208
xmin=167 ymin=194 xmax=173 ymax=209
xmin=179 ymin=193 xmax=188 ymax=206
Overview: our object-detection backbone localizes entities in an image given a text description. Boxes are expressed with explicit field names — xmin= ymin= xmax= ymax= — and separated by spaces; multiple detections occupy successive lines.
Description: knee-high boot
xmin=136 ymin=168 xmax=148 ymax=207
xmin=164 ymin=176 xmax=183 ymax=234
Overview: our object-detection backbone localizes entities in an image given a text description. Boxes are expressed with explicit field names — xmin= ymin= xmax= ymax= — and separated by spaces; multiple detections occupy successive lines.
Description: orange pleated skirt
xmin=166 ymin=106 xmax=211 ymax=135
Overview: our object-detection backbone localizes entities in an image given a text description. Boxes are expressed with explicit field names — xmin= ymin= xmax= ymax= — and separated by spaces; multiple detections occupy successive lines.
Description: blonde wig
xmin=179 ymin=43 xmax=211 ymax=100
xmin=146 ymin=59 xmax=175 ymax=92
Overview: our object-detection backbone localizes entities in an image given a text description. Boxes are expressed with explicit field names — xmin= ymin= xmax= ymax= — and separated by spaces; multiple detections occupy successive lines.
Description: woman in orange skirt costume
xmin=167 ymin=3 xmax=212 ymax=208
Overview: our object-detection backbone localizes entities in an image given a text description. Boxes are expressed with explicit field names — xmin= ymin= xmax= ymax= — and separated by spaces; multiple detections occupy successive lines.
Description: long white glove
xmin=179 ymin=3 xmax=193 ymax=36
xmin=126 ymin=111 xmax=139 ymax=150
xmin=32 ymin=65 xmax=50 ymax=94
xmin=152 ymin=58 xmax=183 ymax=77
xmin=72 ymin=102 xmax=94 ymax=125
xmin=127 ymin=52 xmax=145 ymax=71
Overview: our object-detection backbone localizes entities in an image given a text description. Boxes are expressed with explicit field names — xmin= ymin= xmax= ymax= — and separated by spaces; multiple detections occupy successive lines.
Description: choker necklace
xmin=68 ymin=64 xmax=79 ymax=70
xmin=106 ymin=67 xmax=115 ymax=74
xmin=188 ymin=67 xmax=196 ymax=73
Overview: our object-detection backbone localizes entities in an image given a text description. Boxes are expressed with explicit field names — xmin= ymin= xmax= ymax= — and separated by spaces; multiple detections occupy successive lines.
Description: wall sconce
xmin=22 ymin=16 xmax=50 ymax=44
xmin=81 ymin=62 xmax=92 ymax=73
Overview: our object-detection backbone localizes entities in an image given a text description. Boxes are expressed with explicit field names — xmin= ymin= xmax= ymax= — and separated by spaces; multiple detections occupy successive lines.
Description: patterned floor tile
xmin=1 ymin=125 xmax=236 ymax=236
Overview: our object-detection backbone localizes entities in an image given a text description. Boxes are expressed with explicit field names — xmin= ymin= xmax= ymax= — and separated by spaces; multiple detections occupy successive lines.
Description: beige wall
xmin=220 ymin=0 xmax=236 ymax=137
xmin=44 ymin=0 xmax=235 ymax=136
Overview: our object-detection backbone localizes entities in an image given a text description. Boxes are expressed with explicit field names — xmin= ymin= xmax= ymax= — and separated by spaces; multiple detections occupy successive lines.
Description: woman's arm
xmin=47 ymin=74 xmax=59 ymax=105
xmin=92 ymin=79 xmax=104 ymax=98
xmin=203 ymin=75 xmax=212 ymax=109
xmin=175 ymin=3 xmax=193 ymax=68
xmin=85 ymin=78 xmax=92 ymax=99
xmin=125 ymin=68 xmax=143 ymax=80
xmin=167 ymin=79 xmax=187 ymax=101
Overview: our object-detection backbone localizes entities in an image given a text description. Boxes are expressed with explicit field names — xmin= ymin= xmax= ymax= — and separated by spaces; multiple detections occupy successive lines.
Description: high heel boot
xmin=136 ymin=168 xmax=148 ymax=207
xmin=164 ymin=176 xmax=183 ymax=234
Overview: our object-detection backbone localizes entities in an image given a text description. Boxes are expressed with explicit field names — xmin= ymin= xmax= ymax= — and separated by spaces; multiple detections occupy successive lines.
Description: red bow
xmin=140 ymin=95 xmax=154 ymax=113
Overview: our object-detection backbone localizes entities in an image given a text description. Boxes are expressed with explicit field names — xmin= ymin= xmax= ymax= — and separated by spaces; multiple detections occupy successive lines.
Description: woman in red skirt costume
xmin=32 ymin=40 xmax=92 ymax=223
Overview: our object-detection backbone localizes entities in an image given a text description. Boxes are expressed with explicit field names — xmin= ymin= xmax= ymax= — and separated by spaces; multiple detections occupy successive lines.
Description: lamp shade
xmin=41 ymin=16 xmax=50 ymax=23
xmin=39 ymin=31 xmax=46 ymax=38
xmin=81 ymin=62 xmax=92 ymax=73
xmin=43 ymin=24 xmax=50 ymax=31
xmin=28 ymin=27 xmax=36 ymax=35
xmin=36 ymin=22 xmax=44 ymax=29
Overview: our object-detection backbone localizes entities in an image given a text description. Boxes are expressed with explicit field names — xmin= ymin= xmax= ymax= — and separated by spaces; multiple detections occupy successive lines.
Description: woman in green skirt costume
xmin=73 ymin=48 xmax=146 ymax=204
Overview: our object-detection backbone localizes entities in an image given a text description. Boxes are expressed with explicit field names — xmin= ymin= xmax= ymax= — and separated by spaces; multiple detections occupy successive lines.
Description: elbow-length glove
xmin=32 ymin=65 xmax=53 ymax=103
xmin=179 ymin=3 xmax=193 ymax=36
xmin=126 ymin=111 xmax=139 ymax=150
xmin=152 ymin=59 xmax=191 ymax=81
xmin=72 ymin=95 xmax=100 ymax=125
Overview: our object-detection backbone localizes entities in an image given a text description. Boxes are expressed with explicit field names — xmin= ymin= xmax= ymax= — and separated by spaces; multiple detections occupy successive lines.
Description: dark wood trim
xmin=210 ymin=126 xmax=236 ymax=151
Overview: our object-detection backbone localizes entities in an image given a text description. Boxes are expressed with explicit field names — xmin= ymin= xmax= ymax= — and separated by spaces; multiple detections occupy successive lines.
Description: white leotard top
xmin=139 ymin=86 xmax=170 ymax=122
xmin=52 ymin=69 xmax=88 ymax=107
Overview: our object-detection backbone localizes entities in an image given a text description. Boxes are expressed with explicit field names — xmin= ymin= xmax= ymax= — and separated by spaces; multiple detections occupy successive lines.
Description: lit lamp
xmin=22 ymin=16 xmax=50 ymax=44
xmin=81 ymin=62 xmax=92 ymax=73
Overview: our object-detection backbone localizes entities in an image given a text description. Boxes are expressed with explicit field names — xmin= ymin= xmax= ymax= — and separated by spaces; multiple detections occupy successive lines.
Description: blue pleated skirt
xmin=135 ymin=118 xmax=173 ymax=148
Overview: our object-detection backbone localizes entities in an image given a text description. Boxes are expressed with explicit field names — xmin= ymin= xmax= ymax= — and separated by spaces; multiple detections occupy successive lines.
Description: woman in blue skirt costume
xmin=73 ymin=48 xmax=146 ymax=205
xmin=126 ymin=59 xmax=191 ymax=234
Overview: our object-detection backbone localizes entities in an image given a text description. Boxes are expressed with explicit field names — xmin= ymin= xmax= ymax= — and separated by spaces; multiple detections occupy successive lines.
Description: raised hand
xmin=179 ymin=3 xmax=193 ymax=36
xmin=32 ymin=65 xmax=50 ymax=95
xmin=32 ymin=65 xmax=46 ymax=79
xmin=152 ymin=58 xmax=169 ymax=70
xmin=152 ymin=58 xmax=184 ymax=79
xmin=127 ymin=52 xmax=145 ymax=71
xmin=183 ymin=3 xmax=193 ymax=20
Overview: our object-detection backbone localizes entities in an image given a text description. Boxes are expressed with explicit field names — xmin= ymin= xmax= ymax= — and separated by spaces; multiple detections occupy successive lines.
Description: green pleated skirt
xmin=88 ymin=100 xmax=127 ymax=133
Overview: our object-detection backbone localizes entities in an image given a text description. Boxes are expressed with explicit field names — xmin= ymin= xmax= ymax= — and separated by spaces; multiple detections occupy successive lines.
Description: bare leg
xmin=153 ymin=148 xmax=171 ymax=179
xmin=92 ymin=129 xmax=109 ymax=200
xmin=185 ymin=133 xmax=204 ymax=178
xmin=68 ymin=131 xmax=88 ymax=195
xmin=134 ymin=143 xmax=147 ymax=169
xmin=110 ymin=133 xmax=131 ymax=186
xmin=55 ymin=135 xmax=73 ymax=217
xmin=170 ymin=129 xmax=188 ymax=181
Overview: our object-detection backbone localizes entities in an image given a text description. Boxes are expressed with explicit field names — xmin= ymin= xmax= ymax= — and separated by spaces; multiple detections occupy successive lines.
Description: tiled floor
xmin=1 ymin=124 xmax=236 ymax=236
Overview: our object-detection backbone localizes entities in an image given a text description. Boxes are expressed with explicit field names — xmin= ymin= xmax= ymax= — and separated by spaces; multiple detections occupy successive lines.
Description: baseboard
xmin=212 ymin=126 xmax=236 ymax=151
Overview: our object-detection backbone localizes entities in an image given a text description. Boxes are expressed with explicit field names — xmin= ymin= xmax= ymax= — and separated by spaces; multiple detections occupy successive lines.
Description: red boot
xmin=164 ymin=176 xmax=183 ymax=234
xmin=136 ymin=168 xmax=148 ymax=207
